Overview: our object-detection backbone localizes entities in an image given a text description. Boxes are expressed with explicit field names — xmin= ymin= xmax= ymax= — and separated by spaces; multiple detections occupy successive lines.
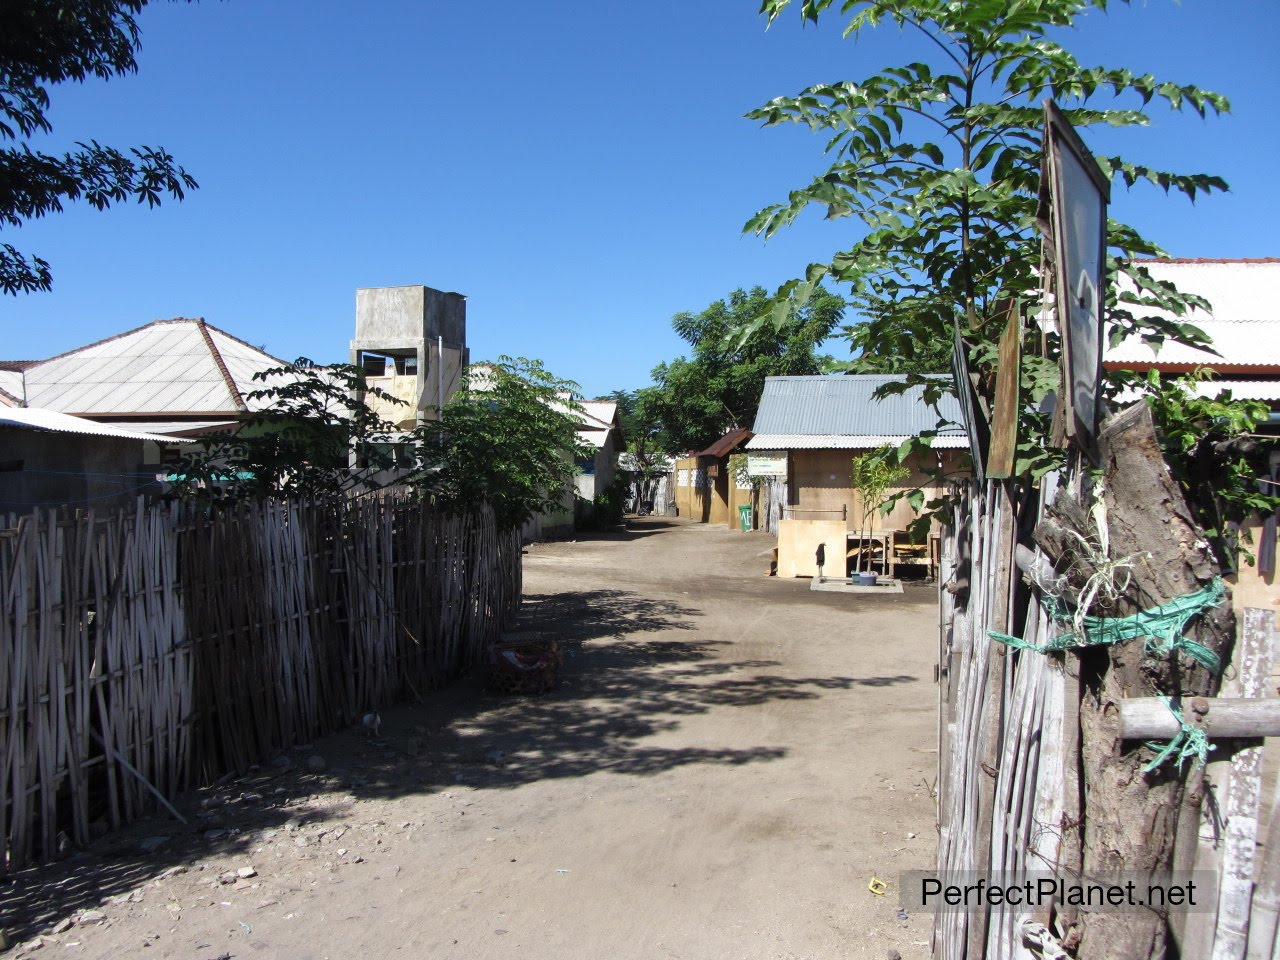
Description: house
xmin=0 ymin=407 xmax=190 ymax=514
xmin=746 ymin=374 xmax=970 ymax=577
xmin=2 ymin=317 xmax=291 ymax=443
xmin=1105 ymin=257 xmax=1280 ymax=611
xmin=1105 ymin=258 xmax=1280 ymax=415
xmin=673 ymin=427 xmax=754 ymax=528
xmin=573 ymin=400 xmax=624 ymax=507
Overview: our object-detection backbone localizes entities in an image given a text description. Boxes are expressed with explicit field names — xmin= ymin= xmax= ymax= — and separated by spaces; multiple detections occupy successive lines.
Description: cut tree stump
xmin=1032 ymin=403 xmax=1234 ymax=960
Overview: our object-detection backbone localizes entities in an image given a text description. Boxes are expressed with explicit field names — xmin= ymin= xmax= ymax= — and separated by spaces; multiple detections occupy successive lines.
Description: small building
xmin=573 ymin=400 xmax=624 ymax=507
xmin=2 ymin=317 xmax=291 ymax=443
xmin=0 ymin=408 xmax=190 ymax=514
xmin=747 ymin=375 xmax=970 ymax=577
xmin=674 ymin=427 xmax=754 ymax=528
xmin=1105 ymin=258 xmax=1280 ymax=412
xmin=1105 ymin=257 xmax=1280 ymax=611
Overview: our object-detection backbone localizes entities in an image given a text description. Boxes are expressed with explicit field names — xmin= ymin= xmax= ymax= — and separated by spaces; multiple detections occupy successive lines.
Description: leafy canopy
xmin=747 ymin=0 xmax=1229 ymax=474
xmin=1 ymin=0 xmax=197 ymax=294
xmin=171 ymin=360 xmax=405 ymax=502
xmin=413 ymin=357 xmax=589 ymax=531
xmin=172 ymin=356 xmax=590 ymax=533
xmin=647 ymin=285 xmax=844 ymax=452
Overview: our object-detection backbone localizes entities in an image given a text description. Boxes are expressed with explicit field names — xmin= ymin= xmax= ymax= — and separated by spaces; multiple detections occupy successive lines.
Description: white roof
xmin=1116 ymin=378 xmax=1280 ymax=406
xmin=747 ymin=433 xmax=970 ymax=450
xmin=578 ymin=400 xmax=617 ymax=431
xmin=0 ymin=369 xmax=24 ymax=404
xmin=103 ymin=419 xmax=240 ymax=437
xmin=20 ymin=319 xmax=292 ymax=416
xmin=1105 ymin=259 xmax=1280 ymax=369
xmin=0 ymin=407 xmax=193 ymax=442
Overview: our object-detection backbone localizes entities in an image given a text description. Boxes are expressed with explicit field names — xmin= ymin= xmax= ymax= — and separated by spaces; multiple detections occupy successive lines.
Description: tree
xmin=742 ymin=7 xmax=1277 ymax=958
xmin=849 ymin=446 xmax=908 ymax=575
xmin=172 ymin=356 xmax=588 ymax=533
xmin=412 ymin=357 xmax=588 ymax=531
xmin=1 ymin=0 xmax=197 ymax=294
xmin=647 ymin=285 xmax=844 ymax=452
xmin=604 ymin=387 xmax=671 ymax=511
xmin=171 ymin=360 xmax=405 ymax=502
xmin=746 ymin=0 xmax=1229 ymax=477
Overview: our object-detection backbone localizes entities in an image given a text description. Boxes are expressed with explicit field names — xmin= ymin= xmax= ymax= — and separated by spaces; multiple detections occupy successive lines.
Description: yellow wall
xmin=789 ymin=448 xmax=970 ymax=535
xmin=674 ymin=457 xmax=710 ymax=522
xmin=707 ymin=459 xmax=729 ymax=525
xmin=776 ymin=518 xmax=847 ymax=578
xmin=365 ymin=373 xmax=421 ymax=430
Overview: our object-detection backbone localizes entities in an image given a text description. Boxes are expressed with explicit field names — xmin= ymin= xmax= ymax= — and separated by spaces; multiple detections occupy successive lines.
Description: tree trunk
xmin=1033 ymin=403 xmax=1234 ymax=959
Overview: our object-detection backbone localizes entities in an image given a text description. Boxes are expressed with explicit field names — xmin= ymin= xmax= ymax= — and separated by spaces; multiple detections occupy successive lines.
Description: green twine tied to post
xmin=988 ymin=577 xmax=1225 ymax=674
xmin=1142 ymin=696 xmax=1214 ymax=775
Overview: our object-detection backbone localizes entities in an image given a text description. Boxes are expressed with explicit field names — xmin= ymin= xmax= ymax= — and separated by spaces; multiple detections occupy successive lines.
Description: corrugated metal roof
xmin=21 ymin=319 xmax=289 ymax=415
xmin=1115 ymin=379 xmax=1280 ymax=406
xmin=101 ymin=419 xmax=240 ymax=437
xmin=0 ymin=407 xmax=193 ymax=442
xmin=695 ymin=427 xmax=753 ymax=459
xmin=750 ymin=375 xmax=965 ymax=441
xmin=0 ymin=370 xmax=24 ymax=403
xmin=1201 ymin=380 xmax=1280 ymax=401
xmin=578 ymin=400 xmax=617 ymax=430
xmin=1105 ymin=260 xmax=1280 ymax=368
xmin=747 ymin=433 xmax=969 ymax=450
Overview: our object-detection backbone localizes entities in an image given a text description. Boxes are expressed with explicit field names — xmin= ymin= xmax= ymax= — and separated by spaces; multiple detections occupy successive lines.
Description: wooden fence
xmin=0 ymin=495 xmax=521 ymax=871
xmin=938 ymin=438 xmax=1280 ymax=958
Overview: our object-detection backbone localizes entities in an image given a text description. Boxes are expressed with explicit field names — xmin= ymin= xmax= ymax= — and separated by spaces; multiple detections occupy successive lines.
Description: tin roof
xmin=100 ymin=419 xmax=241 ymax=438
xmin=0 ymin=370 xmax=24 ymax=405
xmin=746 ymin=375 xmax=967 ymax=450
xmin=695 ymin=427 xmax=754 ymax=459
xmin=19 ymin=318 xmax=290 ymax=416
xmin=1105 ymin=259 xmax=1280 ymax=370
xmin=0 ymin=407 xmax=193 ymax=442
xmin=748 ymin=433 xmax=970 ymax=450
xmin=574 ymin=399 xmax=622 ymax=448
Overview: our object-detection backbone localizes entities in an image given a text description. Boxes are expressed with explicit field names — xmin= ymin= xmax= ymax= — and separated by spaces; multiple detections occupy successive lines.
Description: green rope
xmin=1142 ymin=696 xmax=1214 ymax=775
xmin=989 ymin=577 xmax=1224 ymax=674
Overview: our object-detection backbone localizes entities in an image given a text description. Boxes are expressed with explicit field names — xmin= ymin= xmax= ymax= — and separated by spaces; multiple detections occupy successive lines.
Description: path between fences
xmin=0 ymin=517 xmax=940 ymax=960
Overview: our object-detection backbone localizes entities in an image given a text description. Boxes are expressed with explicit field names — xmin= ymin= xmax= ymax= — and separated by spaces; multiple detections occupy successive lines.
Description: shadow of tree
xmin=0 ymin=587 xmax=919 ymax=942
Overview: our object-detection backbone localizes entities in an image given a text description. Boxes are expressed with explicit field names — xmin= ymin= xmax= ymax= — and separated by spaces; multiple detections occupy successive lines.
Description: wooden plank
xmin=1212 ymin=608 xmax=1274 ymax=960
xmin=1119 ymin=698 xmax=1280 ymax=739
xmin=985 ymin=301 xmax=1021 ymax=480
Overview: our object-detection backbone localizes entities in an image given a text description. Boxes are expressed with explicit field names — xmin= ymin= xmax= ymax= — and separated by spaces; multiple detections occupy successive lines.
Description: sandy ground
xmin=0 ymin=517 xmax=941 ymax=960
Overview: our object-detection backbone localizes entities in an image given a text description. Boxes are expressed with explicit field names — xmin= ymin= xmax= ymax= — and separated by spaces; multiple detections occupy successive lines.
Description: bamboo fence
xmin=938 ymin=473 xmax=1280 ymax=959
xmin=0 ymin=495 xmax=520 ymax=871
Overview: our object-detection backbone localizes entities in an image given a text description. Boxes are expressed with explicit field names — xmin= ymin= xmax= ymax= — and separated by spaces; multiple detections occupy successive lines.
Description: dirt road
xmin=1 ymin=518 xmax=940 ymax=959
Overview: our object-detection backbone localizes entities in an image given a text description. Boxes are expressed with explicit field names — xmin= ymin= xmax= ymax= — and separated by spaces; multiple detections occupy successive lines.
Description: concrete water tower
xmin=349 ymin=285 xmax=470 ymax=430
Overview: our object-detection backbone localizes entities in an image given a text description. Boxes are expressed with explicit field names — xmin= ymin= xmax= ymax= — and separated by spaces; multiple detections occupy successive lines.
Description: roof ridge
xmin=196 ymin=319 xmax=246 ymax=411
xmin=200 ymin=319 xmax=288 ymax=364
xmin=28 ymin=317 xmax=209 ymax=367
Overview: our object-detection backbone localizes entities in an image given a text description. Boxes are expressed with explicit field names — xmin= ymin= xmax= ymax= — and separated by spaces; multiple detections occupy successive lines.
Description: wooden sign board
xmin=986 ymin=301 xmax=1021 ymax=479
xmin=951 ymin=319 xmax=991 ymax=483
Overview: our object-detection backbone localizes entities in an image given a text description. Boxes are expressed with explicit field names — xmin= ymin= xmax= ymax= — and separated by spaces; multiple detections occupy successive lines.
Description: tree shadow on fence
xmin=0 ymin=586 xmax=918 ymax=942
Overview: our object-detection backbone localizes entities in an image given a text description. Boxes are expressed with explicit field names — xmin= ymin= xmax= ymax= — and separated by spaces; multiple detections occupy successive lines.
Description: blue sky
xmin=2 ymin=1 xmax=1275 ymax=398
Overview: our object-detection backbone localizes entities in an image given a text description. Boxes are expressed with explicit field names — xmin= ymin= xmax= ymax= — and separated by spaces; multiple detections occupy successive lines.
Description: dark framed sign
xmin=1044 ymin=100 xmax=1111 ymax=465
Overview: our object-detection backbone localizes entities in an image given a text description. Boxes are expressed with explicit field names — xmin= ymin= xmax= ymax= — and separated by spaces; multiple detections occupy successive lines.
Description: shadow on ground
xmin=0 ymin=586 xmax=918 ymax=943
